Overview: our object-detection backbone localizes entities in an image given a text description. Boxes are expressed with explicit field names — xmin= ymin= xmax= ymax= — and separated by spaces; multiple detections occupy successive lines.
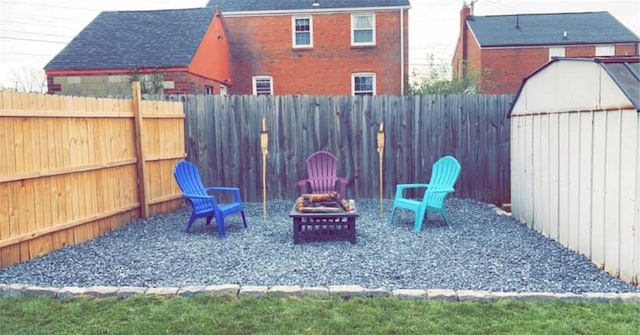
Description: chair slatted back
xmin=423 ymin=156 xmax=461 ymax=208
xmin=305 ymin=151 xmax=339 ymax=194
xmin=173 ymin=161 xmax=214 ymax=212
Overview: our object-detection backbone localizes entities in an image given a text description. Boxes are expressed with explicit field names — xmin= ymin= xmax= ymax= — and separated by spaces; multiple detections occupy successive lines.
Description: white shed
xmin=509 ymin=56 xmax=640 ymax=286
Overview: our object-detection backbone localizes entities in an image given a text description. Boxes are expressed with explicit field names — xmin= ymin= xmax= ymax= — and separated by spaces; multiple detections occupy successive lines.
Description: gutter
xmin=219 ymin=6 xmax=411 ymax=17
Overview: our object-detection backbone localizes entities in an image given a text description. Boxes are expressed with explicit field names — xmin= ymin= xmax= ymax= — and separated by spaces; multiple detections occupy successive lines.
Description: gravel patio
xmin=0 ymin=198 xmax=637 ymax=294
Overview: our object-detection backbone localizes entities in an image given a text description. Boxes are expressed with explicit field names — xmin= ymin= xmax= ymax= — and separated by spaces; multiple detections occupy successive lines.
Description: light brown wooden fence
xmin=0 ymin=83 xmax=185 ymax=268
xmin=182 ymin=94 xmax=513 ymax=204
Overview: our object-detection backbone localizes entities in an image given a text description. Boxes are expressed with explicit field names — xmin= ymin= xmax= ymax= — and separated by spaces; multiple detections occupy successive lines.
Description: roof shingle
xmin=45 ymin=8 xmax=215 ymax=71
xmin=205 ymin=0 xmax=410 ymax=12
xmin=468 ymin=11 xmax=640 ymax=47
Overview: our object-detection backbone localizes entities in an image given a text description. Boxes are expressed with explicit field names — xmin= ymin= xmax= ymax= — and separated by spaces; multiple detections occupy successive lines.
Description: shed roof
xmin=509 ymin=56 xmax=640 ymax=117
xmin=45 ymin=8 xmax=215 ymax=71
xmin=598 ymin=57 xmax=640 ymax=109
xmin=205 ymin=0 xmax=410 ymax=12
xmin=468 ymin=11 xmax=640 ymax=47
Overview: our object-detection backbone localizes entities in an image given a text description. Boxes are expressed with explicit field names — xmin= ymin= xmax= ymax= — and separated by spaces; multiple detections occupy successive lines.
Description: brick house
xmin=452 ymin=4 xmax=640 ymax=94
xmin=205 ymin=0 xmax=410 ymax=95
xmin=45 ymin=8 xmax=232 ymax=97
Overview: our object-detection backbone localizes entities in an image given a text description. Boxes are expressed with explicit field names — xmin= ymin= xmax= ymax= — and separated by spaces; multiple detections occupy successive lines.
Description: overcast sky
xmin=0 ymin=0 xmax=639 ymax=88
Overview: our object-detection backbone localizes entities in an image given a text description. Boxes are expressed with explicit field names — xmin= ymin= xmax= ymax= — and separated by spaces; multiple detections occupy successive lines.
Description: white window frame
xmin=595 ymin=45 xmax=615 ymax=56
xmin=351 ymin=13 xmax=375 ymax=46
xmin=352 ymin=72 xmax=376 ymax=96
xmin=219 ymin=84 xmax=227 ymax=96
xmin=292 ymin=16 xmax=313 ymax=48
xmin=252 ymin=75 xmax=273 ymax=95
xmin=548 ymin=47 xmax=565 ymax=61
xmin=205 ymin=85 xmax=214 ymax=95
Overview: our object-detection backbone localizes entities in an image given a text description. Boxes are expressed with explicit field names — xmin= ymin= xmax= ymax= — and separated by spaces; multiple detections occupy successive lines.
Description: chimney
xmin=458 ymin=3 xmax=472 ymax=77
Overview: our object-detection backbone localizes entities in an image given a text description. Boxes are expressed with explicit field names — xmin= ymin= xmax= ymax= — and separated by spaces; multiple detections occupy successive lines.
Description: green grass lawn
xmin=1 ymin=295 xmax=638 ymax=335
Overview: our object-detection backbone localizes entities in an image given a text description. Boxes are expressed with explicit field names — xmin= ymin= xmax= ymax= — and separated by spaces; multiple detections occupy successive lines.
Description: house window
xmin=293 ymin=16 xmax=312 ymax=48
xmin=253 ymin=76 xmax=273 ymax=95
xmin=351 ymin=13 xmax=375 ymax=46
xmin=352 ymin=73 xmax=376 ymax=96
xmin=205 ymin=85 xmax=214 ymax=95
xmin=219 ymin=84 xmax=227 ymax=96
xmin=548 ymin=47 xmax=565 ymax=61
xmin=596 ymin=45 xmax=615 ymax=56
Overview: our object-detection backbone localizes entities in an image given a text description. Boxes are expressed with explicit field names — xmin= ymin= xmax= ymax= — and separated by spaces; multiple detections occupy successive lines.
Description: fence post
xmin=132 ymin=81 xmax=149 ymax=217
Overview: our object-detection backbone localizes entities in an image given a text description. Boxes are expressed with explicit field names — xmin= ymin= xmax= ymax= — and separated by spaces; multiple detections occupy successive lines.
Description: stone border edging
xmin=1 ymin=284 xmax=639 ymax=302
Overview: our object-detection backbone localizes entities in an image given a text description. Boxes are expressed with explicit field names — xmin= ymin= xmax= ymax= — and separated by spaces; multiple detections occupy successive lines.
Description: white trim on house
xmin=292 ymin=15 xmax=313 ymax=48
xmin=351 ymin=13 xmax=376 ymax=46
xmin=252 ymin=75 xmax=273 ymax=95
xmin=352 ymin=72 xmax=376 ymax=95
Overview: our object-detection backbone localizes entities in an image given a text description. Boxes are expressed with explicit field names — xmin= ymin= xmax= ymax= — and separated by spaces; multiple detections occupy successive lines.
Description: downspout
xmin=400 ymin=8 xmax=404 ymax=95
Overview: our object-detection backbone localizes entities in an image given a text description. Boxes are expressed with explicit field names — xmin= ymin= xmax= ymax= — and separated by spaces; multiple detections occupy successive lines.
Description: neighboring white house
xmin=509 ymin=56 xmax=640 ymax=286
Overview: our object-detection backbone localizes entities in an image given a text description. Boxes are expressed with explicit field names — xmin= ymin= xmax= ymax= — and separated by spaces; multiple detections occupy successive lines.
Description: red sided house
xmin=205 ymin=0 xmax=410 ymax=95
xmin=45 ymin=8 xmax=232 ymax=97
xmin=452 ymin=4 xmax=640 ymax=94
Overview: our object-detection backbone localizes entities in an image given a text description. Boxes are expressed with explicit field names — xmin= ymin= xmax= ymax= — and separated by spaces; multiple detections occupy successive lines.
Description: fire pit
xmin=289 ymin=193 xmax=358 ymax=244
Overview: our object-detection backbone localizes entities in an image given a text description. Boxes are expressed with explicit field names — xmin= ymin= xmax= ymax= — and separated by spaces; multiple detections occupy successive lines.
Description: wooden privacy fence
xmin=181 ymin=94 xmax=513 ymax=204
xmin=0 ymin=83 xmax=186 ymax=268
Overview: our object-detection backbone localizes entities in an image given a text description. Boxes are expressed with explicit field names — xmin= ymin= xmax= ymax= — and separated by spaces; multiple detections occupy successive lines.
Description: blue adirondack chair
xmin=297 ymin=151 xmax=348 ymax=197
xmin=390 ymin=156 xmax=461 ymax=232
xmin=173 ymin=160 xmax=247 ymax=237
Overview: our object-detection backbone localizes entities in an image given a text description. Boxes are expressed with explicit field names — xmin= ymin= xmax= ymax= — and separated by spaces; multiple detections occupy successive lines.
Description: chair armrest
xmin=297 ymin=179 xmax=311 ymax=194
xmin=181 ymin=193 xmax=214 ymax=200
xmin=205 ymin=187 xmax=242 ymax=202
xmin=396 ymin=183 xmax=430 ymax=192
xmin=425 ymin=187 xmax=455 ymax=194
xmin=205 ymin=186 xmax=240 ymax=192
xmin=394 ymin=183 xmax=432 ymax=199
xmin=336 ymin=177 xmax=348 ymax=198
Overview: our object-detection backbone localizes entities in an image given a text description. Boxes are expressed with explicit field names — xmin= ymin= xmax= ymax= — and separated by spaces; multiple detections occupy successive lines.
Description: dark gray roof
xmin=599 ymin=57 xmax=640 ymax=109
xmin=45 ymin=8 xmax=215 ymax=71
xmin=469 ymin=11 xmax=640 ymax=47
xmin=206 ymin=0 xmax=410 ymax=12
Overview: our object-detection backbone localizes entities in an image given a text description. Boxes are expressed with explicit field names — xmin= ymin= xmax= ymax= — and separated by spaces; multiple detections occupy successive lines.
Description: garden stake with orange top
xmin=377 ymin=122 xmax=385 ymax=218
xmin=260 ymin=117 xmax=268 ymax=221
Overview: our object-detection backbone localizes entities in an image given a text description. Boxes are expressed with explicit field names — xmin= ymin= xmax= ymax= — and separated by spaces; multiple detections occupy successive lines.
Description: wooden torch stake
xmin=260 ymin=118 xmax=269 ymax=221
xmin=377 ymin=122 xmax=385 ymax=218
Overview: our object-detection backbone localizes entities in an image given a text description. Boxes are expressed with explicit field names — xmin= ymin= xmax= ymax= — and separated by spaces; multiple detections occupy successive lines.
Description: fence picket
xmin=179 ymin=94 xmax=513 ymax=204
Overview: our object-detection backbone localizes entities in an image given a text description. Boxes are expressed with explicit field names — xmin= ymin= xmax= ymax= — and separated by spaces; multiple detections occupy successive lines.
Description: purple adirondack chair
xmin=297 ymin=151 xmax=348 ymax=197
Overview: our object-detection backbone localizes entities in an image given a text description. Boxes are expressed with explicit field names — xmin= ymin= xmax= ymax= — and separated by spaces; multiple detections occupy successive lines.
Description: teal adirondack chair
xmin=390 ymin=156 xmax=461 ymax=232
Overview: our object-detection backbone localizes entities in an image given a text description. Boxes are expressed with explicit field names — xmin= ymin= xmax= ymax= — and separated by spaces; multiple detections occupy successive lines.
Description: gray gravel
xmin=0 ymin=198 xmax=637 ymax=293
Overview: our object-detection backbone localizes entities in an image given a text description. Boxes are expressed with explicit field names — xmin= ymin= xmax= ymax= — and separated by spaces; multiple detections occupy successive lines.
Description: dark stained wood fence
xmin=179 ymin=94 xmax=514 ymax=204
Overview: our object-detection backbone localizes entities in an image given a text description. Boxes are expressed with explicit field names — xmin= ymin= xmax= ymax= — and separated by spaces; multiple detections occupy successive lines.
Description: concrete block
xmin=84 ymin=286 xmax=119 ymax=298
xmin=329 ymin=285 xmax=366 ymax=297
xmin=177 ymin=286 xmax=206 ymax=297
xmin=239 ymin=286 xmax=268 ymax=297
xmin=364 ymin=287 xmax=392 ymax=297
xmin=24 ymin=286 xmax=59 ymax=297
xmin=58 ymin=287 xmax=86 ymax=299
xmin=117 ymin=286 xmax=147 ymax=298
xmin=300 ymin=286 xmax=329 ymax=297
xmin=392 ymin=289 xmax=426 ymax=299
xmin=145 ymin=287 xmax=179 ymax=297
xmin=0 ymin=284 xmax=25 ymax=297
xmin=204 ymin=284 xmax=240 ymax=296
xmin=457 ymin=290 xmax=492 ymax=302
xmin=425 ymin=289 xmax=457 ymax=301
xmin=268 ymin=285 xmax=302 ymax=297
